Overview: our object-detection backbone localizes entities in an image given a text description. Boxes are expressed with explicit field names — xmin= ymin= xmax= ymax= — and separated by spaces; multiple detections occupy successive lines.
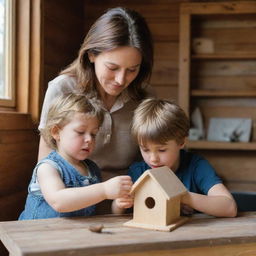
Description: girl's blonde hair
xmin=40 ymin=93 xmax=104 ymax=149
xmin=131 ymin=98 xmax=189 ymax=145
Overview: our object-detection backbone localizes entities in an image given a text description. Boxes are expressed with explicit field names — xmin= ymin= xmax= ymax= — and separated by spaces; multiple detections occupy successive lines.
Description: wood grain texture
xmin=0 ymin=113 xmax=38 ymax=222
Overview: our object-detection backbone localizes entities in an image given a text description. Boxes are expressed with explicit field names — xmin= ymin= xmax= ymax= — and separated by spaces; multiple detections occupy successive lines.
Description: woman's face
xmin=89 ymin=46 xmax=142 ymax=98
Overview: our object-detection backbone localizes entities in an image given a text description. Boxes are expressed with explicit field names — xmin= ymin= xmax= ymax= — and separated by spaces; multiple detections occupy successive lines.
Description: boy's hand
xmin=115 ymin=195 xmax=134 ymax=209
xmin=181 ymin=192 xmax=194 ymax=215
xmin=103 ymin=175 xmax=132 ymax=200
xmin=181 ymin=203 xmax=194 ymax=216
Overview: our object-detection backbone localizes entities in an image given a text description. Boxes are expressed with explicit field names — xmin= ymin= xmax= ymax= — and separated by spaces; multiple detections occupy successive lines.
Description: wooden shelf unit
xmin=179 ymin=1 xmax=256 ymax=148
xmin=178 ymin=1 xmax=256 ymax=191
xmin=191 ymin=90 xmax=256 ymax=97
xmin=192 ymin=53 xmax=256 ymax=60
xmin=187 ymin=140 xmax=256 ymax=151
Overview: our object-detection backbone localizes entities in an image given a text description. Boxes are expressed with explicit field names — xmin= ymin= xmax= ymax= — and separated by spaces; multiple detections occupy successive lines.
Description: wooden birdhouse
xmin=124 ymin=166 xmax=189 ymax=231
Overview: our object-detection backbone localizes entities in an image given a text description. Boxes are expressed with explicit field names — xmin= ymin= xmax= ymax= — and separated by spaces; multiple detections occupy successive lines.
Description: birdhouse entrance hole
xmin=145 ymin=197 xmax=155 ymax=209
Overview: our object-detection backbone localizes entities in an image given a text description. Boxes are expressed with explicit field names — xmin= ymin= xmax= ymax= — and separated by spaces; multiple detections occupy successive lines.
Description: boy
xmin=113 ymin=98 xmax=237 ymax=217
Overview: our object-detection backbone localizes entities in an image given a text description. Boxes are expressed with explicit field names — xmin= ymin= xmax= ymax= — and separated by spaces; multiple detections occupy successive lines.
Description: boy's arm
xmin=181 ymin=183 xmax=237 ymax=217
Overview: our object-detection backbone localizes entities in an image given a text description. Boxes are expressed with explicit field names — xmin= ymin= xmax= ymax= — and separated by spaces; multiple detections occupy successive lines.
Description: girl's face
xmin=53 ymin=113 xmax=100 ymax=164
xmin=90 ymin=46 xmax=142 ymax=98
xmin=139 ymin=139 xmax=185 ymax=172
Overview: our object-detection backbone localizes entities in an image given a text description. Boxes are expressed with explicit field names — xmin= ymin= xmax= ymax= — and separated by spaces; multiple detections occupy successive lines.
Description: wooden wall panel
xmin=192 ymin=15 xmax=256 ymax=53
xmin=193 ymin=150 xmax=256 ymax=192
xmin=0 ymin=113 xmax=39 ymax=221
xmin=43 ymin=0 xmax=84 ymax=96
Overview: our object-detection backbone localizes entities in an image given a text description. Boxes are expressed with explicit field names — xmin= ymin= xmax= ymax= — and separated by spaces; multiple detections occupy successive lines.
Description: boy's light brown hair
xmin=131 ymin=98 xmax=190 ymax=145
xmin=40 ymin=93 xmax=104 ymax=149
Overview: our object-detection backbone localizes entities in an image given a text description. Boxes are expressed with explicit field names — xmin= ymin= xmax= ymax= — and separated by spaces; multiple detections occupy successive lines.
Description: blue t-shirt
xmin=128 ymin=150 xmax=222 ymax=195
xmin=19 ymin=151 xmax=101 ymax=220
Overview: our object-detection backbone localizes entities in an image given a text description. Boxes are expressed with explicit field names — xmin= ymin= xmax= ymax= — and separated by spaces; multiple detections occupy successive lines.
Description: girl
xmin=19 ymin=93 xmax=132 ymax=219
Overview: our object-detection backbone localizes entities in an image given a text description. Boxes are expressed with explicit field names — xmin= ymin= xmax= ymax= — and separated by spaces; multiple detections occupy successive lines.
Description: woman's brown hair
xmin=61 ymin=7 xmax=153 ymax=100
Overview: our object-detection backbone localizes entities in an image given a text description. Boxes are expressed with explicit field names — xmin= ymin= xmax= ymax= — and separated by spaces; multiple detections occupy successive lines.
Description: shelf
xmin=192 ymin=53 xmax=256 ymax=60
xmin=191 ymin=90 xmax=256 ymax=97
xmin=187 ymin=140 xmax=256 ymax=151
xmin=179 ymin=1 xmax=256 ymax=192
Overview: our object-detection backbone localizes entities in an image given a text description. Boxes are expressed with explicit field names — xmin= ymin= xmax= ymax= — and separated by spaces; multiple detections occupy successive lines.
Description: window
xmin=0 ymin=0 xmax=15 ymax=107
xmin=0 ymin=0 xmax=42 ymax=121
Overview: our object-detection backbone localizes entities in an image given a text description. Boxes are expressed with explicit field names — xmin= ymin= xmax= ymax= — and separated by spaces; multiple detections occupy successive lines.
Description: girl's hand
xmin=103 ymin=175 xmax=132 ymax=200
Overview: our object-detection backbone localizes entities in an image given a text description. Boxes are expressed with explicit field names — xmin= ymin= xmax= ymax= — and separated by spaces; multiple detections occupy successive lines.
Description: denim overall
xmin=19 ymin=151 xmax=101 ymax=220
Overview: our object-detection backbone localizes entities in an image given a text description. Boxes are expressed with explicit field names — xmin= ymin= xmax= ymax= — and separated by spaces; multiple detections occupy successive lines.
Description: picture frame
xmin=207 ymin=118 xmax=252 ymax=142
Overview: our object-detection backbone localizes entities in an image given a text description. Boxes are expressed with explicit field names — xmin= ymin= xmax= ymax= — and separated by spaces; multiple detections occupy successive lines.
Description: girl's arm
xmin=37 ymin=163 xmax=132 ymax=212
xmin=181 ymin=183 xmax=237 ymax=217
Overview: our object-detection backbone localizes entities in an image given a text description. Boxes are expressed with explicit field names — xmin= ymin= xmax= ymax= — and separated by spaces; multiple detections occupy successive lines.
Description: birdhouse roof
xmin=130 ymin=166 xmax=187 ymax=200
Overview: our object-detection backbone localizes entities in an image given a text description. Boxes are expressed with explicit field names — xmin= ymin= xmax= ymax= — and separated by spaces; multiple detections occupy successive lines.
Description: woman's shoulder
xmin=144 ymin=83 xmax=156 ymax=98
xmin=48 ymin=74 xmax=77 ymax=91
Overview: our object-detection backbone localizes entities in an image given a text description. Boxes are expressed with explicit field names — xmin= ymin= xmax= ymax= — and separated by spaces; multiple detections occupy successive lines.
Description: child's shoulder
xmin=180 ymin=150 xmax=216 ymax=175
xmin=128 ymin=161 xmax=149 ymax=183
xmin=181 ymin=149 xmax=206 ymax=164
xmin=129 ymin=161 xmax=149 ymax=172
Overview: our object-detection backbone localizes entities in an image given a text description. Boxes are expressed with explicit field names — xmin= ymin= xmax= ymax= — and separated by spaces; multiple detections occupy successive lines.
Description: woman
xmin=38 ymin=7 xmax=154 ymax=181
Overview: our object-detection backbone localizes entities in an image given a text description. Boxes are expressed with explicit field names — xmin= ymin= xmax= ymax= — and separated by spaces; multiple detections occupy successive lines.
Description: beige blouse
xmin=39 ymin=75 xmax=142 ymax=180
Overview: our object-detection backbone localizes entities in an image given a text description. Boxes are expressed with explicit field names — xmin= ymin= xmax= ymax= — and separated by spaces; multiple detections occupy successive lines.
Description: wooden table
xmin=0 ymin=212 xmax=256 ymax=256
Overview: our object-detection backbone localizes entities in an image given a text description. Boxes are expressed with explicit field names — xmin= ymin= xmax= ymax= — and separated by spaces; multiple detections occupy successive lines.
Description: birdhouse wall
xmin=133 ymin=178 xmax=167 ymax=226
xmin=166 ymin=197 xmax=181 ymax=225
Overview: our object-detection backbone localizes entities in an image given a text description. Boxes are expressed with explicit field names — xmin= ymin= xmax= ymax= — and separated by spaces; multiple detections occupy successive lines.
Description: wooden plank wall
xmin=43 ymin=0 xmax=85 ymax=95
xmin=0 ymin=113 xmax=38 ymax=221
xmin=0 ymin=113 xmax=39 ymax=255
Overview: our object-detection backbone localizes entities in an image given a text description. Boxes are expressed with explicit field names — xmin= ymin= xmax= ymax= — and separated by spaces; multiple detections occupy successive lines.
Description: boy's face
xmin=139 ymin=139 xmax=185 ymax=172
